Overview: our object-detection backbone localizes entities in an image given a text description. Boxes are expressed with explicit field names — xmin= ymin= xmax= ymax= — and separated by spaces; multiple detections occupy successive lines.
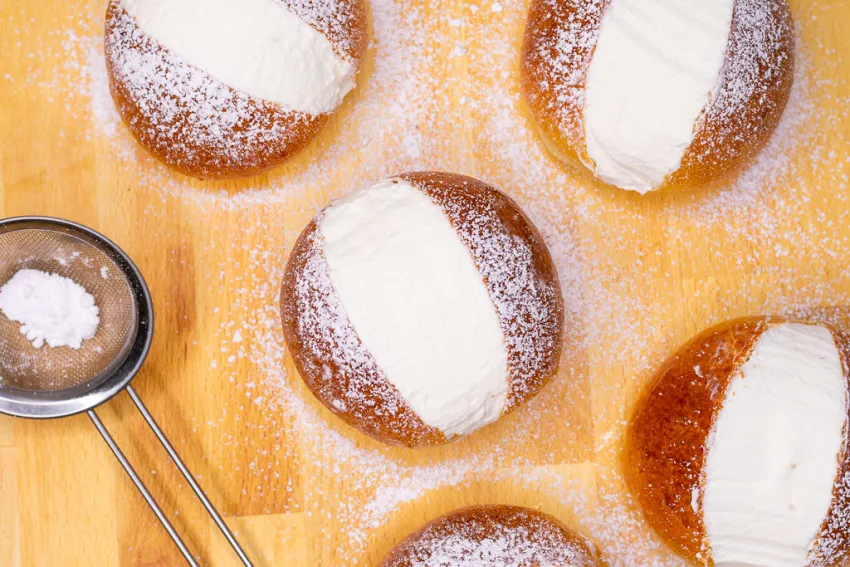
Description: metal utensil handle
xmin=88 ymin=409 xmax=199 ymax=567
xmin=126 ymin=385 xmax=254 ymax=567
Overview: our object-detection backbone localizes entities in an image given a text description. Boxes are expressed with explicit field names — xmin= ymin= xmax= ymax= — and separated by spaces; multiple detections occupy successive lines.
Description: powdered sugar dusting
xmin=158 ymin=2 xmax=850 ymax=564
xmin=291 ymin=225 xmax=378 ymax=379
xmin=283 ymin=221 xmax=444 ymax=446
xmin=815 ymin=469 xmax=850 ymax=565
xmin=522 ymin=0 xmax=608 ymax=143
xmin=524 ymin=0 xmax=795 ymax=186
xmin=11 ymin=0 xmax=850 ymax=564
xmin=0 ymin=269 xmax=100 ymax=350
xmin=384 ymin=506 xmax=593 ymax=566
xmin=281 ymin=0 xmax=363 ymax=59
xmin=683 ymin=0 xmax=795 ymax=179
xmin=704 ymin=0 xmax=794 ymax=129
xmin=80 ymin=0 xmax=458 ymax=210
xmin=105 ymin=4 xmax=318 ymax=178
xmin=417 ymin=177 xmax=562 ymax=409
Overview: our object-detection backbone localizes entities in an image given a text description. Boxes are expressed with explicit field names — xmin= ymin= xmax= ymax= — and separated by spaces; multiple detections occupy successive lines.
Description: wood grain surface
xmin=0 ymin=0 xmax=849 ymax=565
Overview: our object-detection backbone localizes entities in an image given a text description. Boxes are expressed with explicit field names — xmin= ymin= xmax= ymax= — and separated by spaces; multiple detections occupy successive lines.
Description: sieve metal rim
xmin=0 ymin=216 xmax=154 ymax=419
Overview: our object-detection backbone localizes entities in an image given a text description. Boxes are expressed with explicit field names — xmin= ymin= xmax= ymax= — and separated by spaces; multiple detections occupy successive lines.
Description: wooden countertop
xmin=1 ymin=0 xmax=849 ymax=565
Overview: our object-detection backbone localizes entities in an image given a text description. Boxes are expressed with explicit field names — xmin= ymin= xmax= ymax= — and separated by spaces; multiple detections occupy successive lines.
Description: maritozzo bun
xmin=280 ymin=172 xmax=564 ymax=447
xmin=380 ymin=505 xmax=600 ymax=567
xmin=105 ymin=0 xmax=367 ymax=179
xmin=626 ymin=316 xmax=850 ymax=566
xmin=521 ymin=0 xmax=795 ymax=194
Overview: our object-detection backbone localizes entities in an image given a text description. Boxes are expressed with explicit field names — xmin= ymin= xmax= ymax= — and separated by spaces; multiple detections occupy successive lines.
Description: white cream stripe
xmin=319 ymin=179 xmax=510 ymax=437
xmin=583 ymin=0 xmax=735 ymax=193
xmin=121 ymin=0 xmax=355 ymax=114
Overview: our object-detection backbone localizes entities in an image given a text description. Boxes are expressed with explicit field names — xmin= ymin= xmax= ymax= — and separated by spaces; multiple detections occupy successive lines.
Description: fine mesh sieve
xmin=0 ymin=218 xmax=148 ymax=416
xmin=0 ymin=217 xmax=253 ymax=566
xmin=0 ymin=226 xmax=136 ymax=392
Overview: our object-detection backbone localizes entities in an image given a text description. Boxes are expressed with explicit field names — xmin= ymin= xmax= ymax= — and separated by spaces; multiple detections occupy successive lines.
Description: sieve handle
xmin=126 ymin=385 xmax=255 ymax=567
xmin=88 ymin=409 xmax=200 ymax=567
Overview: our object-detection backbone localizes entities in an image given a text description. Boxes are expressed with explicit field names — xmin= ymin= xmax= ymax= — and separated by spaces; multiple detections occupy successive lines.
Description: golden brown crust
xmin=380 ymin=505 xmax=600 ymax=567
xmin=104 ymin=0 xmax=367 ymax=180
xmin=520 ymin=0 xmax=609 ymax=170
xmin=400 ymin=172 xmax=564 ymax=412
xmin=280 ymin=221 xmax=446 ymax=448
xmin=521 ymin=0 xmax=795 ymax=192
xmin=667 ymin=0 xmax=795 ymax=190
xmin=280 ymin=172 xmax=564 ymax=448
xmin=624 ymin=316 xmax=771 ymax=562
xmin=280 ymin=0 xmax=369 ymax=63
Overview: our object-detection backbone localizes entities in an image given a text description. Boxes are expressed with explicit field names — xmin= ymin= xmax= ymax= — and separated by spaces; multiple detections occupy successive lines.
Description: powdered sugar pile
xmin=683 ymin=0 xmax=795 ymax=176
xmin=0 ymin=269 xmax=100 ymax=349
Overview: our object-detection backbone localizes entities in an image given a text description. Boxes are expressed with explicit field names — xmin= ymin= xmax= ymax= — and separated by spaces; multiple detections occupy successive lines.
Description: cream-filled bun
xmin=626 ymin=316 xmax=850 ymax=566
xmin=521 ymin=0 xmax=795 ymax=194
xmin=280 ymin=172 xmax=564 ymax=447
xmin=380 ymin=505 xmax=600 ymax=566
xmin=105 ymin=0 xmax=367 ymax=179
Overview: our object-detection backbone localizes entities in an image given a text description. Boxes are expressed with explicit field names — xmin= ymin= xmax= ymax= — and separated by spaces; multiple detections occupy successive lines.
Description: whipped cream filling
xmin=121 ymin=0 xmax=355 ymax=115
xmin=582 ymin=0 xmax=735 ymax=193
xmin=319 ymin=178 xmax=509 ymax=437
xmin=703 ymin=323 xmax=847 ymax=567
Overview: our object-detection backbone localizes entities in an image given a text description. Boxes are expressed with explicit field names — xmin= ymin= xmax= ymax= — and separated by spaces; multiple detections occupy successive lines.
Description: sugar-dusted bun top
xmin=380 ymin=506 xmax=600 ymax=567
xmin=522 ymin=0 xmax=794 ymax=194
xmin=626 ymin=317 xmax=850 ymax=566
xmin=105 ymin=0 xmax=367 ymax=178
xmin=280 ymin=172 xmax=564 ymax=447
xmin=118 ymin=0 xmax=361 ymax=114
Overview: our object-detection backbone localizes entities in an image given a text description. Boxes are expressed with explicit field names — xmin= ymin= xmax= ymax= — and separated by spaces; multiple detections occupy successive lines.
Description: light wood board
xmin=1 ymin=0 xmax=850 ymax=565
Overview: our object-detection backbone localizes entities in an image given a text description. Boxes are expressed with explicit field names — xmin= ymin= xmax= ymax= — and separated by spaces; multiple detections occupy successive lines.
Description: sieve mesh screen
xmin=0 ymin=229 xmax=136 ymax=392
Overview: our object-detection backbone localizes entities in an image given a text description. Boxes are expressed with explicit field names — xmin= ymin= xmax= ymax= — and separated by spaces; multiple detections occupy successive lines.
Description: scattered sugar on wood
xmin=6 ymin=0 xmax=849 ymax=564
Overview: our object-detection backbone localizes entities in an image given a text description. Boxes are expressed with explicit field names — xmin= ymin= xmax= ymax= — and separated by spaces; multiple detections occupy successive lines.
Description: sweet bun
xmin=380 ymin=505 xmax=600 ymax=567
xmin=104 ymin=0 xmax=367 ymax=179
xmin=280 ymin=172 xmax=564 ymax=447
xmin=626 ymin=316 xmax=850 ymax=566
xmin=521 ymin=0 xmax=795 ymax=194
